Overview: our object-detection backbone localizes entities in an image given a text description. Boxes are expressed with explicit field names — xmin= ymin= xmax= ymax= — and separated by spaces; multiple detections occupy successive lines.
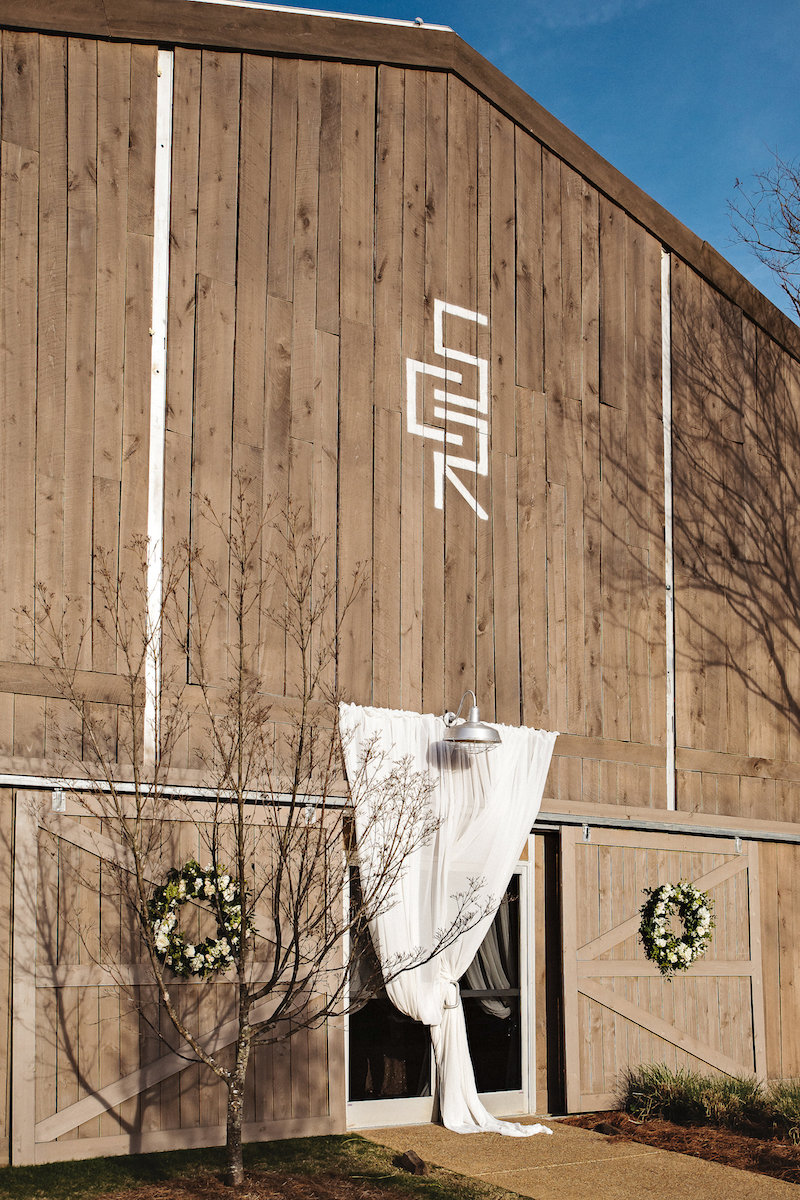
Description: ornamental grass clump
xmin=767 ymin=1078 xmax=800 ymax=1142
xmin=621 ymin=1064 xmax=772 ymax=1132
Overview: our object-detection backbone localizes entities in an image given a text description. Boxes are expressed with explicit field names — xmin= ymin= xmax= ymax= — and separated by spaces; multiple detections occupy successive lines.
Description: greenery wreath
xmin=147 ymin=858 xmax=254 ymax=979
xmin=639 ymin=881 xmax=715 ymax=979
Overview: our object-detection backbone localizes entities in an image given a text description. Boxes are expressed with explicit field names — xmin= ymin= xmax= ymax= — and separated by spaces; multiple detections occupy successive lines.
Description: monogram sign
xmin=405 ymin=299 xmax=489 ymax=520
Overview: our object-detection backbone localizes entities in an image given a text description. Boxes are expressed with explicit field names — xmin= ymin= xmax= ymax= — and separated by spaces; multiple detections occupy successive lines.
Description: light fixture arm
xmin=443 ymin=690 xmax=478 ymax=728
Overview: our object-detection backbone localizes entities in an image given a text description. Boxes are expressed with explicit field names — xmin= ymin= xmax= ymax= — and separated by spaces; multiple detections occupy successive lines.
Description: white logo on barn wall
xmin=405 ymin=299 xmax=489 ymax=521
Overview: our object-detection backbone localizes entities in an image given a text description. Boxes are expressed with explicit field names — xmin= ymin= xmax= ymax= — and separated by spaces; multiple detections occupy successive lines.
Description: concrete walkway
xmin=361 ymin=1118 xmax=798 ymax=1199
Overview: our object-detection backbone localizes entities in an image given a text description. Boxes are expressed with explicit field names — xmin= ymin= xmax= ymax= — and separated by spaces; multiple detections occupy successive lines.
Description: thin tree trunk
xmin=225 ymin=1037 xmax=251 ymax=1187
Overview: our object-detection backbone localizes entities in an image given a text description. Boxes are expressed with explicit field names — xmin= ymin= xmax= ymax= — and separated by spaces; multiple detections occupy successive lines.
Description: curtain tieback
xmin=443 ymin=980 xmax=461 ymax=1010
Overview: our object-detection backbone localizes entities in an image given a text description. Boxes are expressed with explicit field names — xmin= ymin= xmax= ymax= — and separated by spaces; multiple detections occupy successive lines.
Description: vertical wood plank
xmin=564 ymin=397 xmax=585 ymax=735
xmin=420 ymin=70 xmax=447 ymax=716
xmin=373 ymin=409 xmax=402 ymax=708
xmin=443 ymin=76 xmax=478 ymax=711
xmin=399 ymin=69 xmax=425 ymax=712
xmin=11 ymin=793 xmax=37 ymax=1164
xmin=542 ymin=150 xmax=563 ymax=410
xmin=759 ymin=841 xmax=781 ymax=1078
xmin=560 ymin=164 xmax=582 ymax=403
xmin=0 ymin=138 xmax=38 ymax=661
xmin=560 ymin=826 xmax=580 ymax=1110
xmin=35 ymin=36 xmax=68 ymax=624
xmin=316 ymin=61 xmax=341 ymax=337
xmin=372 ymin=67 xmax=404 ymax=708
xmin=474 ymin=98 xmax=494 ymax=718
xmin=267 ymin=57 xmax=298 ymax=302
xmin=289 ymin=58 xmax=321 ymax=456
xmin=233 ymin=53 xmax=271 ymax=455
xmin=493 ymin=453 xmax=521 ymax=723
xmin=518 ymin=389 xmax=548 ymax=728
xmin=64 ymin=38 xmax=97 ymax=669
xmin=515 ymin=130 xmax=543 ymax=392
xmin=2 ymin=32 xmax=38 ymax=150
xmin=337 ymin=64 xmax=375 ymax=703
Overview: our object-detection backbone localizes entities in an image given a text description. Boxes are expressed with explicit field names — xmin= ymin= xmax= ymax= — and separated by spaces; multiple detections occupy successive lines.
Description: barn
xmin=1 ymin=0 xmax=800 ymax=1166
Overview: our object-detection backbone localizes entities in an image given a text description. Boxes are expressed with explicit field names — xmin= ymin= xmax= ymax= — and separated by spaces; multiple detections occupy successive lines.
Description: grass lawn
xmin=0 ymin=1134 xmax=519 ymax=1200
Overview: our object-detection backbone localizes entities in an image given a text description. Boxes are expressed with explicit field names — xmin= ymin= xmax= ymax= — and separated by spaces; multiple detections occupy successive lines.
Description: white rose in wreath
xmin=639 ymin=881 xmax=715 ymax=980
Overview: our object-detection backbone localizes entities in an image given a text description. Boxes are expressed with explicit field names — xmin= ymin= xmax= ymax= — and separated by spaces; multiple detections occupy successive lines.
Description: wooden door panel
xmin=11 ymin=793 xmax=343 ymax=1165
xmin=561 ymin=826 xmax=766 ymax=1112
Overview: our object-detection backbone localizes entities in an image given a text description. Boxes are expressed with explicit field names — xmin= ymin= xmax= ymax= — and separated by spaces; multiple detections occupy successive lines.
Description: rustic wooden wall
xmin=4 ymin=30 xmax=799 ymax=821
xmin=158 ymin=52 xmax=668 ymax=808
xmin=0 ymin=30 xmax=156 ymax=760
xmin=3 ymin=17 xmax=800 ymax=1149
xmin=10 ymin=792 xmax=342 ymax=1164
xmin=672 ymin=259 xmax=800 ymax=820
xmin=759 ymin=840 xmax=800 ymax=1080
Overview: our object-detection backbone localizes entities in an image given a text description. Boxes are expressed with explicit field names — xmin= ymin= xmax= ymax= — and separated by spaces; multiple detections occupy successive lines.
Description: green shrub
xmin=620 ymin=1063 xmax=769 ymax=1130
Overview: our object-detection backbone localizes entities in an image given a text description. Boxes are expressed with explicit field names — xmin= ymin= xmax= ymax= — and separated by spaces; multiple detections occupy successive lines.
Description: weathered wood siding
xmin=1 ymin=9 xmax=800 ymax=1150
xmin=156 ymin=53 xmax=668 ymax=807
xmin=561 ymin=827 xmax=766 ymax=1112
xmin=0 ymin=31 xmax=156 ymax=759
xmin=3 ymin=30 xmax=799 ymax=821
xmin=672 ymin=258 xmax=800 ymax=819
xmin=11 ymin=791 xmax=343 ymax=1164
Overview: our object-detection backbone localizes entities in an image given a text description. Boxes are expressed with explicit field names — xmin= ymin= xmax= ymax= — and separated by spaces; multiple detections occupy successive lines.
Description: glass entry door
xmin=346 ymin=870 xmax=530 ymax=1127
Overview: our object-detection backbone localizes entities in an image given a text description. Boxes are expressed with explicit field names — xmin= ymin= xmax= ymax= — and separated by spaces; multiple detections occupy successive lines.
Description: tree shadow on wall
xmin=606 ymin=276 xmax=800 ymax=761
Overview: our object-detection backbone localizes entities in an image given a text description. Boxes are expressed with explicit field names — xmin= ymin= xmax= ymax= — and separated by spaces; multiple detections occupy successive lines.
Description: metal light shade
xmin=443 ymin=692 xmax=501 ymax=755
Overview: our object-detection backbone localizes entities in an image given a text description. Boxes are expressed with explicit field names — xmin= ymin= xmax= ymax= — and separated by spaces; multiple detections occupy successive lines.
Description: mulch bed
xmin=99 ymin=1172 xmax=404 ymax=1200
xmin=563 ymin=1110 xmax=800 ymax=1185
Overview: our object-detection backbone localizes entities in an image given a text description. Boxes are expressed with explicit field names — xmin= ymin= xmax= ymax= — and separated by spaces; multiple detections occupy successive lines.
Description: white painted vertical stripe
xmin=144 ymin=50 xmax=174 ymax=768
xmin=661 ymin=250 xmax=676 ymax=810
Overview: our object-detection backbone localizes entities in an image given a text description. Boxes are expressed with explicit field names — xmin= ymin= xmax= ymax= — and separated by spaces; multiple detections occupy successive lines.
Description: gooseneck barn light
xmin=442 ymin=691 xmax=501 ymax=755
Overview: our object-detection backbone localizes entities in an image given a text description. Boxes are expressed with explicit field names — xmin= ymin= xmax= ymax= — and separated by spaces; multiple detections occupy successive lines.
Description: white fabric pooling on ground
xmin=339 ymin=703 xmax=557 ymax=1137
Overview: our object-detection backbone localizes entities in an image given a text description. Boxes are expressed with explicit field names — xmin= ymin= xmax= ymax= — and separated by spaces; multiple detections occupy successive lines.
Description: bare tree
xmin=731 ymin=151 xmax=800 ymax=323
xmin=26 ymin=474 xmax=488 ymax=1187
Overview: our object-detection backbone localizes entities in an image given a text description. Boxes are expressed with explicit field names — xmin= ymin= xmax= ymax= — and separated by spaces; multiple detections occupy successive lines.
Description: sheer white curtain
xmin=464 ymin=898 xmax=513 ymax=1019
xmin=339 ymin=703 xmax=556 ymax=1136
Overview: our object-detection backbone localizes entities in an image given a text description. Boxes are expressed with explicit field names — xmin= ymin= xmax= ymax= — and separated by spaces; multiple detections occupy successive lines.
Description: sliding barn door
xmin=11 ymin=792 xmax=344 ymax=1165
xmin=560 ymin=826 xmax=766 ymax=1113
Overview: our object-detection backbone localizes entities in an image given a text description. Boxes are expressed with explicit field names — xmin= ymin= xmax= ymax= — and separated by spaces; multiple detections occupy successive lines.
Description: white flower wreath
xmin=147 ymin=858 xmax=254 ymax=979
xmin=639 ymin=881 xmax=715 ymax=980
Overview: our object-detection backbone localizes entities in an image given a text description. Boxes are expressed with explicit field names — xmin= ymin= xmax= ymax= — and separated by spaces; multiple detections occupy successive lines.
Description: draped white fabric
xmin=339 ymin=703 xmax=557 ymax=1136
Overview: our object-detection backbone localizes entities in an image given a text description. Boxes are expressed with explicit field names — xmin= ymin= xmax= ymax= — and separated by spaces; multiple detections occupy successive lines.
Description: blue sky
xmin=256 ymin=0 xmax=800 ymax=322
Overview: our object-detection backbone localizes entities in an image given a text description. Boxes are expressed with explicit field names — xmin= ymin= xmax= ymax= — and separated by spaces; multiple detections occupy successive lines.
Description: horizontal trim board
xmin=575 ymin=1093 xmax=625 ymax=1112
xmin=554 ymin=735 xmax=666 ymax=767
xmin=193 ymin=0 xmax=452 ymax=30
xmin=676 ymin=748 xmax=800 ymax=783
xmin=577 ymin=959 xmax=754 ymax=978
xmin=32 ymin=1116 xmax=336 ymax=1164
xmin=564 ymin=827 xmax=750 ymax=857
xmin=4 ymin=781 xmax=800 ymax=844
xmin=0 ymin=662 xmax=326 ymax=721
xmin=539 ymin=810 xmax=800 ymax=846
xmin=35 ymin=963 xmax=279 ymax=987
xmin=0 ymin=2 xmax=796 ymax=359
